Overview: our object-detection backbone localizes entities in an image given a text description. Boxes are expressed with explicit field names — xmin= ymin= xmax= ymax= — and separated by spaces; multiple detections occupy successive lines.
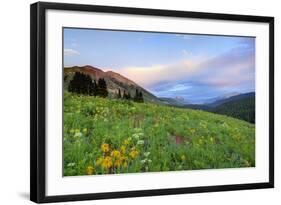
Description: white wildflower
xmin=74 ymin=132 xmax=82 ymax=138
xmin=141 ymin=159 xmax=147 ymax=164
xmin=137 ymin=140 xmax=144 ymax=145
xmin=144 ymin=152 xmax=150 ymax=157
xmin=132 ymin=133 xmax=140 ymax=139
xmin=67 ymin=162 xmax=75 ymax=167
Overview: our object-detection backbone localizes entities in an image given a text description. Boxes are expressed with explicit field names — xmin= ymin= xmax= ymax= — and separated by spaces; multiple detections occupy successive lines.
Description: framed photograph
xmin=30 ymin=2 xmax=274 ymax=203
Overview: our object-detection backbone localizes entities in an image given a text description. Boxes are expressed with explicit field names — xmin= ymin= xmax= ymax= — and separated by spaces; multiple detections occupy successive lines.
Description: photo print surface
xmin=63 ymin=28 xmax=255 ymax=176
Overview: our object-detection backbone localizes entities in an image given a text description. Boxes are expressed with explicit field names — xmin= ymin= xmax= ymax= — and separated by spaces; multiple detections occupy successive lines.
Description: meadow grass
xmin=63 ymin=91 xmax=255 ymax=176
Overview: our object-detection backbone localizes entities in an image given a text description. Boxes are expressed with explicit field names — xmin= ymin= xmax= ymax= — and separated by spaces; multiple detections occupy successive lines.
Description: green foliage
xmin=117 ymin=89 xmax=122 ymax=99
xmin=123 ymin=90 xmax=131 ymax=100
xmin=68 ymin=72 xmax=108 ymax=98
xmin=134 ymin=89 xmax=144 ymax=103
xmin=68 ymin=72 xmax=94 ymax=95
xmin=97 ymin=78 xmax=108 ymax=98
xmin=211 ymin=97 xmax=255 ymax=123
xmin=64 ymin=91 xmax=255 ymax=176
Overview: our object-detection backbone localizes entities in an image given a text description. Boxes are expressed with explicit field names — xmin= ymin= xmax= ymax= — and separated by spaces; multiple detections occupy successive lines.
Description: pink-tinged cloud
xmin=64 ymin=48 xmax=80 ymax=56
xmin=118 ymin=46 xmax=255 ymax=91
xmin=118 ymin=60 xmax=202 ymax=88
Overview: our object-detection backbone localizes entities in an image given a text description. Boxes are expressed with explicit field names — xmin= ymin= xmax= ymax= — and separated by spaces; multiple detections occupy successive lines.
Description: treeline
xmin=211 ymin=97 xmax=255 ymax=123
xmin=68 ymin=72 xmax=108 ymax=97
xmin=118 ymin=88 xmax=144 ymax=102
xmin=68 ymin=72 xmax=144 ymax=102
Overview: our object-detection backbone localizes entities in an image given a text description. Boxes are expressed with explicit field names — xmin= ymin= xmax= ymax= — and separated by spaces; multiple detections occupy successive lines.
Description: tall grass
xmin=63 ymin=91 xmax=255 ymax=176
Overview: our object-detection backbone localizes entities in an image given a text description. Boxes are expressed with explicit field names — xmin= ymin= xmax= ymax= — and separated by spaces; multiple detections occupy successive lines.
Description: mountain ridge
xmin=64 ymin=65 xmax=162 ymax=104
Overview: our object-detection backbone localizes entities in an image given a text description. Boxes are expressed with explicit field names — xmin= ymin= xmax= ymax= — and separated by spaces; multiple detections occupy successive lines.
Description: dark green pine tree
xmin=123 ymin=90 xmax=127 ymax=99
xmin=133 ymin=89 xmax=144 ymax=103
xmin=134 ymin=89 xmax=139 ymax=102
xmin=68 ymin=72 xmax=98 ymax=96
xmin=84 ymin=74 xmax=92 ymax=94
xmin=89 ymin=79 xmax=97 ymax=96
xmin=97 ymin=78 xmax=108 ymax=98
xmin=93 ymin=80 xmax=98 ymax=96
xmin=127 ymin=92 xmax=131 ymax=100
xmin=117 ymin=89 xmax=122 ymax=98
xmin=139 ymin=91 xmax=144 ymax=103
xmin=68 ymin=72 xmax=83 ymax=94
xmin=123 ymin=90 xmax=132 ymax=100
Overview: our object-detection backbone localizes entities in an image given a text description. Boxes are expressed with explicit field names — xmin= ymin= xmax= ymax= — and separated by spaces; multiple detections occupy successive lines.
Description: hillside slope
xmin=212 ymin=96 xmax=255 ymax=123
xmin=208 ymin=92 xmax=255 ymax=107
xmin=64 ymin=65 xmax=163 ymax=104
xmin=183 ymin=92 xmax=255 ymax=123
xmin=64 ymin=92 xmax=255 ymax=176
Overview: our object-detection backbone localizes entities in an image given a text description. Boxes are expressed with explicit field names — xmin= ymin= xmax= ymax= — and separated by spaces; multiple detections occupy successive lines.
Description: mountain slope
xmin=211 ymin=95 xmax=255 ymax=123
xmin=183 ymin=92 xmax=255 ymax=123
xmin=64 ymin=65 xmax=163 ymax=104
xmin=159 ymin=97 xmax=186 ymax=106
xmin=208 ymin=92 xmax=255 ymax=107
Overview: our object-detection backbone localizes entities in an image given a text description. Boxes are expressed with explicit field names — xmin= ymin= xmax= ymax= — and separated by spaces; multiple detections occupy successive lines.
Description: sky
xmin=64 ymin=28 xmax=255 ymax=104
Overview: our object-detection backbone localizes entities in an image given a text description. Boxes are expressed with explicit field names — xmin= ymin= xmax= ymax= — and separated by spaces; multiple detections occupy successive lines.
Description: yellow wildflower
xmin=181 ymin=155 xmax=186 ymax=161
xmin=123 ymin=139 xmax=129 ymax=145
xmin=101 ymin=156 xmax=113 ymax=169
xmin=86 ymin=166 xmax=94 ymax=175
xmin=111 ymin=150 xmax=121 ymax=158
xmin=114 ymin=157 xmax=125 ymax=167
xmin=96 ymin=157 xmax=103 ymax=166
xmin=123 ymin=161 xmax=128 ymax=168
xmin=120 ymin=145 xmax=126 ymax=154
xmin=101 ymin=143 xmax=110 ymax=153
xmin=129 ymin=150 xmax=139 ymax=159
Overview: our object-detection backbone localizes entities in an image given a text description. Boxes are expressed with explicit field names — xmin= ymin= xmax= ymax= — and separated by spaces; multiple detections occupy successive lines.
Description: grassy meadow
xmin=63 ymin=91 xmax=255 ymax=176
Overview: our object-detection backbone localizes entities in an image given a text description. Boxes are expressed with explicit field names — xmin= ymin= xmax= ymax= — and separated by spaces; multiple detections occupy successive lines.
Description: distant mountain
xmin=64 ymin=65 xmax=163 ymax=104
xmin=183 ymin=92 xmax=255 ymax=123
xmin=203 ymin=92 xmax=241 ymax=104
xmin=211 ymin=95 xmax=255 ymax=123
xmin=208 ymin=92 xmax=255 ymax=107
xmin=159 ymin=97 xmax=186 ymax=106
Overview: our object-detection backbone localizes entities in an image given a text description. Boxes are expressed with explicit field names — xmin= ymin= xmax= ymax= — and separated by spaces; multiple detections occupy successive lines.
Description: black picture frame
xmin=30 ymin=2 xmax=274 ymax=203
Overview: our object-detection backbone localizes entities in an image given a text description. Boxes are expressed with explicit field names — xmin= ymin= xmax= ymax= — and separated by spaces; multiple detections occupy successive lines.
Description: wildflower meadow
xmin=63 ymin=91 xmax=255 ymax=176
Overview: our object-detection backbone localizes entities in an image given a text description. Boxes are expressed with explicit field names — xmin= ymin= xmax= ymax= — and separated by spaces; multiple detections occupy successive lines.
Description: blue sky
xmin=64 ymin=28 xmax=255 ymax=104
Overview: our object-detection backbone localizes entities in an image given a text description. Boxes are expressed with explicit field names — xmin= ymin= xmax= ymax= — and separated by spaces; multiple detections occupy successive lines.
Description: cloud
xmin=118 ymin=60 xmax=202 ymax=88
xmin=168 ymin=84 xmax=192 ymax=92
xmin=118 ymin=45 xmax=255 ymax=92
xmin=195 ymin=46 xmax=255 ymax=87
xmin=64 ymin=48 xmax=80 ymax=56
xmin=182 ymin=49 xmax=192 ymax=56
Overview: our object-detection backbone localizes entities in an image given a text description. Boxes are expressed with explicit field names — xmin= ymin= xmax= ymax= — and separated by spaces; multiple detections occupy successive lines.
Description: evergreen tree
xmin=127 ymin=92 xmax=131 ymax=100
xmin=89 ymin=79 xmax=96 ymax=96
xmin=97 ymin=78 xmax=108 ymax=98
xmin=117 ymin=89 xmax=122 ymax=98
xmin=123 ymin=90 xmax=132 ymax=100
xmin=133 ymin=89 xmax=144 ymax=103
xmin=68 ymin=72 xmax=98 ymax=96
xmin=93 ymin=80 xmax=98 ymax=96
xmin=139 ymin=91 xmax=144 ymax=103
xmin=134 ymin=89 xmax=139 ymax=102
